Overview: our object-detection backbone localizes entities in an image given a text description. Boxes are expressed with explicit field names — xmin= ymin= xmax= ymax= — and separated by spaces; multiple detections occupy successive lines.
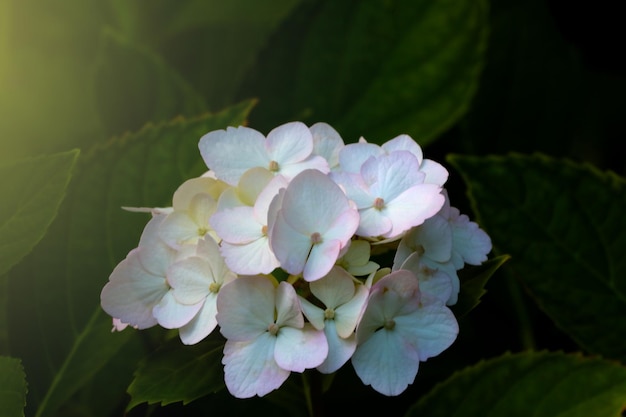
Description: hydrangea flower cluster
xmin=100 ymin=121 xmax=492 ymax=398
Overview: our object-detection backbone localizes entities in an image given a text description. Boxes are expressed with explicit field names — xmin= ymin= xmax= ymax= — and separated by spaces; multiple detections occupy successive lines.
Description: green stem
xmin=301 ymin=371 xmax=323 ymax=417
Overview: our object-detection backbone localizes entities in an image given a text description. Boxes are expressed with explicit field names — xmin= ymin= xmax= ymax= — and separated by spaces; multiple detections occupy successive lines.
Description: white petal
xmin=352 ymin=328 xmax=419 ymax=396
xmin=274 ymin=325 xmax=328 ymax=372
xmin=100 ymin=249 xmax=169 ymax=329
xmin=269 ymin=211 xmax=311 ymax=276
xmin=317 ymin=320 xmax=356 ymax=374
xmin=167 ymin=256 xmax=212 ymax=305
xmin=420 ymin=159 xmax=449 ymax=186
xmin=223 ymin=335 xmax=289 ymax=398
xmin=310 ymin=267 xmax=357 ymax=309
xmin=220 ymin=238 xmax=280 ymax=275
xmin=158 ymin=211 xmax=202 ymax=249
xmin=303 ymin=239 xmax=342 ymax=282
xmin=265 ymin=121 xmax=313 ymax=165
xmin=395 ymin=294 xmax=458 ymax=360
xmin=178 ymin=294 xmax=218 ymax=345
xmin=298 ymin=297 xmax=326 ymax=330
xmin=338 ymin=142 xmax=381 ymax=173
xmin=382 ymin=134 xmax=423 ymax=163
xmin=310 ymin=122 xmax=344 ymax=168
xmin=152 ymin=291 xmax=203 ymax=329
xmin=275 ymin=281 xmax=304 ymax=329
xmin=334 ymin=284 xmax=369 ymax=338
xmin=216 ymin=276 xmax=275 ymax=341
xmin=451 ymin=214 xmax=492 ymax=266
xmin=199 ymin=126 xmax=269 ymax=185
xmin=384 ymin=185 xmax=445 ymax=237
xmin=357 ymin=207 xmax=392 ymax=238
xmin=210 ymin=206 xmax=262 ymax=244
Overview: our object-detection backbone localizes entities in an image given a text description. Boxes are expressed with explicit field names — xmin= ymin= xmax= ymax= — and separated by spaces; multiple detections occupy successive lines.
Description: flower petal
xmin=199 ymin=126 xmax=269 ymax=185
xmin=152 ymin=291 xmax=203 ymax=329
xmin=274 ymin=325 xmax=328 ymax=372
xmin=216 ymin=276 xmax=275 ymax=341
xmin=352 ymin=328 xmax=420 ymax=396
xmin=223 ymin=335 xmax=288 ymax=398
xmin=178 ymin=293 xmax=218 ymax=345
xmin=317 ymin=320 xmax=356 ymax=374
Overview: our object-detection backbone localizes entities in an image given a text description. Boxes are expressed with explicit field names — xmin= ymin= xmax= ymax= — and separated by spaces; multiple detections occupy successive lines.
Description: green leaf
xmin=0 ymin=149 xmax=79 ymax=277
xmin=92 ymin=28 xmax=208 ymax=138
xmin=6 ymin=100 xmax=256 ymax=417
xmin=406 ymin=351 xmax=626 ymax=417
xmin=0 ymin=356 xmax=27 ymax=417
xmin=451 ymin=255 xmax=510 ymax=318
xmin=244 ymin=0 xmax=488 ymax=145
xmin=447 ymin=153 xmax=626 ymax=362
xmin=127 ymin=334 xmax=225 ymax=409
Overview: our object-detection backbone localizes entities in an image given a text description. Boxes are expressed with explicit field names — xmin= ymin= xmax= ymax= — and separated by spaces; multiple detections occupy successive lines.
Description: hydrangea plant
xmin=100 ymin=121 xmax=492 ymax=398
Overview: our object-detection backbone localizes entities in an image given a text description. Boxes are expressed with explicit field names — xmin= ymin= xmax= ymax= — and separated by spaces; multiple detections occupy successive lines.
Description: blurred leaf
xmin=7 ymin=100 xmax=256 ymax=417
xmin=243 ymin=0 xmax=488 ymax=145
xmin=105 ymin=0 xmax=300 ymax=111
xmin=127 ymin=334 xmax=225 ymax=409
xmin=92 ymin=28 xmax=208 ymax=138
xmin=0 ymin=1 xmax=105 ymax=162
xmin=406 ymin=351 xmax=626 ymax=417
xmin=0 ymin=356 xmax=27 ymax=417
xmin=0 ymin=150 xmax=79 ymax=277
xmin=447 ymin=153 xmax=626 ymax=362
xmin=451 ymin=255 xmax=510 ymax=318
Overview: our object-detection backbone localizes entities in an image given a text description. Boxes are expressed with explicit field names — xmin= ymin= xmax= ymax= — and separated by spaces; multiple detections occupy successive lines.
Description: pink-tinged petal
xmin=137 ymin=215 xmax=178 ymax=275
xmin=179 ymin=293 xmax=218 ymax=345
xmin=100 ymin=249 xmax=169 ymax=329
xmin=265 ymin=121 xmax=313 ymax=165
xmin=199 ymin=126 xmax=269 ymax=185
xmin=309 ymin=267 xmax=357 ymax=309
xmin=223 ymin=335 xmax=288 ymax=398
xmin=298 ymin=297 xmax=326 ymax=330
xmin=384 ymin=185 xmax=445 ymax=237
xmin=357 ymin=207 xmax=392 ymax=238
xmin=330 ymin=171 xmax=373 ymax=209
xmin=421 ymin=257 xmax=460 ymax=306
xmin=281 ymin=170 xmax=352 ymax=234
xmin=317 ymin=320 xmax=356 ymax=374
xmin=395 ymin=294 xmax=458 ymax=361
xmin=196 ymin=235 xmax=233 ymax=281
xmin=274 ymin=325 xmax=328 ymax=372
xmin=269 ymin=212 xmax=311 ymax=275
xmin=167 ymin=257 xmax=212 ymax=305
xmin=310 ymin=122 xmax=344 ymax=168
xmin=303 ymin=239 xmax=342 ymax=282
xmin=338 ymin=142 xmax=381 ymax=173
xmin=220 ymin=238 xmax=279 ymax=275
xmin=210 ymin=206 xmax=262 ymax=244
xmin=152 ymin=291 xmax=203 ymax=329
xmin=275 ymin=281 xmax=304 ymax=329
xmin=352 ymin=328 xmax=420 ymax=396
xmin=334 ymin=284 xmax=369 ymax=338
xmin=253 ymin=174 xmax=289 ymax=223
xmin=420 ymin=159 xmax=449 ymax=186
xmin=382 ymin=134 xmax=423 ymax=163
xmin=217 ymin=276 xmax=275 ymax=341
xmin=323 ymin=208 xmax=360 ymax=244
xmin=279 ymin=155 xmax=330 ymax=179
xmin=362 ymin=151 xmax=423 ymax=201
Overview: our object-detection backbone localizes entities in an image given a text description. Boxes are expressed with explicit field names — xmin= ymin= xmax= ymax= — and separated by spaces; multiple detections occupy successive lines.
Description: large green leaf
xmin=0 ymin=356 xmax=27 ymax=417
xmin=406 ymin=351 xmax=626 ymax=417
xmin=451 ymin=255 xmax=510 ymax=318
xmin=92 ymin=28 xmax=208 ymax=138
xmin=6 ymin=100 xmax=256 ymax=417
xmin=127 ymin=334 xmax=225 ymax=409
xmin=243 ymin=0 xmax=488 ymax=145
xmin=0 ymin=150 xmax=79 ymax=277
xmin=447 ymin=153 xmax=626 ymax=362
